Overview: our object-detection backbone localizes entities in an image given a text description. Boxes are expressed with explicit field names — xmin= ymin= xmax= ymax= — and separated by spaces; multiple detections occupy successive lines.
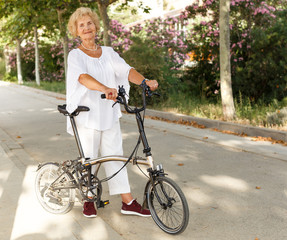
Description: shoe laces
xmin=131 ymin=199 xmax=142 ymax=209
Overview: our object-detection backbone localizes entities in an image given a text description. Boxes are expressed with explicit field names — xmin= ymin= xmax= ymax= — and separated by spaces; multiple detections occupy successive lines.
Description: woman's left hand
xmin=146 ymin=80 xmax=159 ymax=91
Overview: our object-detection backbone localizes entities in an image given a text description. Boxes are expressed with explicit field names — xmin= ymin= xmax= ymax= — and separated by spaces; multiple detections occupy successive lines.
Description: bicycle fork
xmin=142 ymin=165 xmax=169 ymax=209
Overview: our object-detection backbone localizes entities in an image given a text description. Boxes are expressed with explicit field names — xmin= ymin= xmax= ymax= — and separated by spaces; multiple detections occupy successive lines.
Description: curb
xmin=6 ymin=81 xmax=287 ymax=143
xmin=144 ymin=109 xmax=287 ymax=143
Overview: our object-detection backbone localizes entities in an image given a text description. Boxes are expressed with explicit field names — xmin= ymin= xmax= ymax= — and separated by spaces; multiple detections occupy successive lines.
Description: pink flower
xmin=206 ymin=0 xmax=212 ymax=5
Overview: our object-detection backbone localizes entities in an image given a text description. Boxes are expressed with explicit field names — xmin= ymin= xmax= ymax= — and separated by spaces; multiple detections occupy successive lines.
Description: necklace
xmin=81 ymin=43 xmax=98 ymax=51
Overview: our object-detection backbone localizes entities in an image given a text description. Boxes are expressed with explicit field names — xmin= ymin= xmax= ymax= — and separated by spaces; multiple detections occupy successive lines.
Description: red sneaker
xmin=121 ymin=200 xmax=151 ymax=217
xmin=83 ymin=201 xmax=97 ymax=218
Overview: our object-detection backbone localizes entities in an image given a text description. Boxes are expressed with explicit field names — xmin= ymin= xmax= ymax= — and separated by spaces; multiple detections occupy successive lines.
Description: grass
xmin=23 ymin=81 xmax=66 ymax=94
xmin=154 ymin=91 xmax=286 ymax=130
xmin=0 ymin=58 xmax=5 ymax=80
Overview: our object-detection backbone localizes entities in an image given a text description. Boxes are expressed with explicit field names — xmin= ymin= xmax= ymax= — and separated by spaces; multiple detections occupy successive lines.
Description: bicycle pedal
xmin=98 ymin=200 xmax=110 ymax=208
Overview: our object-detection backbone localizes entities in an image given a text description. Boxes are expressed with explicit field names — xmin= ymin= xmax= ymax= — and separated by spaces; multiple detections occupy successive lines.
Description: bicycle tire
xmin=147 ymin=176 xmax=189 ymax=234
xmin=35 ymin=163 xmax=75 ymax=214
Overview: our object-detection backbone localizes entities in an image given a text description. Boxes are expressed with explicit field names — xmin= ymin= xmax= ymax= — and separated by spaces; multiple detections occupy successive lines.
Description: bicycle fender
xmin=142 ymin=180 xmax=151 ymax=209
xmin=36 ymin=162 xmax=60 ymax=171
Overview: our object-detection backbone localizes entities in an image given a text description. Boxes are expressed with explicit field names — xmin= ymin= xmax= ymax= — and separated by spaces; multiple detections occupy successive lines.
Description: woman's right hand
xmin=103 ymin=88 xmax=118 ymax=101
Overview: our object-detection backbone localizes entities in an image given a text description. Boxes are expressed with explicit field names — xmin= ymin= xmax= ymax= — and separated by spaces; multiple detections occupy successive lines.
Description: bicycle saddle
xmin=58 ymin=104 xmax=90 ymax=116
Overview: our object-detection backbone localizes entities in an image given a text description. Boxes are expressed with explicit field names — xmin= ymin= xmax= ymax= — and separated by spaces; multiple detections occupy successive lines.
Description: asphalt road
xmin=0 ymin=81 xmax=287 ymax=240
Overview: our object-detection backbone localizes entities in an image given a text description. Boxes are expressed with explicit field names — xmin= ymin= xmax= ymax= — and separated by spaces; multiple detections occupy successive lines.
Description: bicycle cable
xmin=97 ymin=132 xmax=142 ymax=183
xmin=97 ymin=89 xmax=149 ymax=183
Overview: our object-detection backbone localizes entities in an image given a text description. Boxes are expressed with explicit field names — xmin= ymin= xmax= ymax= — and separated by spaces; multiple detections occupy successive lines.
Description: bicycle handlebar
xmin=101 ymin=83 xmax=160 ymax=114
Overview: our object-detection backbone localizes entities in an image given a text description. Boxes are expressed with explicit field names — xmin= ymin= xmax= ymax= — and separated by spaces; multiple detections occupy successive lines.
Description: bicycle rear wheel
xmin=147 ymin=176 xmax=189 ymax=234
xmin=35 ymin=163 xmax=75 ymax=214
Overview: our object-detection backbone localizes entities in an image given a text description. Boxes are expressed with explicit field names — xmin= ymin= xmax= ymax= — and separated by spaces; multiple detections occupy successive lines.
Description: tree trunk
xmin=98 ymin=1 xmax=111 ymax=46
xmin=34 ymin=26 xmax=40 ymax=86
xmin=4 ymin=45 xmax=11 ymax=73
xmin=63 ymin=34 xmax=68 ymax=79
xmin=16 ymin=39 xmax=23 ymax=84
xmin=57 ymin=9 xmax=68 ymax=79
xmin=219 ymin=0 xmax=236 ymax=120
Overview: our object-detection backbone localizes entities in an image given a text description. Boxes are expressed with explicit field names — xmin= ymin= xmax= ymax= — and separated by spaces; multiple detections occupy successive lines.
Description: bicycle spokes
xmin=147 ymin=176 xmax=189 ymax=234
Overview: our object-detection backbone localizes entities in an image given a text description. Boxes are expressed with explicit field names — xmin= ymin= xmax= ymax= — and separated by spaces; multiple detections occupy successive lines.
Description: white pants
xmin=77 ymin=121 xmax=131 ymax=195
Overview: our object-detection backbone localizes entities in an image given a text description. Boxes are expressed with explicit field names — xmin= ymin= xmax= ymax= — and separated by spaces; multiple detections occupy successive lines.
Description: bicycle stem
xmin=135 ymin=112 xmax=152 ymax=157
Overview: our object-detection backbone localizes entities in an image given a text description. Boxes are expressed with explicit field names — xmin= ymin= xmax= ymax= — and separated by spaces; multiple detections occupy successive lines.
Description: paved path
xmin=0 ymin=81 xmax=287 ymax=240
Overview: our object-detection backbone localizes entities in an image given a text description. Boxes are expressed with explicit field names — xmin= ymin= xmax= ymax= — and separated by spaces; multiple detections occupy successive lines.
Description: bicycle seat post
xmin=70 ymin=115 xmax=85 ymax=161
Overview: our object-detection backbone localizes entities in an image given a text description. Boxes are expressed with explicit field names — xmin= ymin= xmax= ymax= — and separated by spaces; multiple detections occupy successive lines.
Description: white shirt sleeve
xmin=66 ymin=50 xmax=88 ymax=113
xmin=108 ymin=48 xmax=132 ymax=96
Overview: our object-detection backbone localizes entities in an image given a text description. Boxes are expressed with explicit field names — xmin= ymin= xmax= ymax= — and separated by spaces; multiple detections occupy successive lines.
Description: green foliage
xmin=122 ymin=37 xmax=178 ymax=106
xmin=267 ymin=107 xmax=287 ymax=127
xmin=232 ymin=9 xmax=287 ymax=102
xmin=3 ymin=72 xmax=17 ymax=82
xmin=39 ymin=41 xmax=67 ymax=82
xmin=0 ymin=49 xmax=5 ymax=79
xmin=184 ymin=0 xmax=287 ymax=103
xmin=181 ymin=61 xmax=220 ymax=101
xmin=235 ymin=96 xmax=286 ymax=127
xmin=24 ymin=81 xmax=66 ymax=94
xmin=155 ymin=89 xmax=286 ymax=128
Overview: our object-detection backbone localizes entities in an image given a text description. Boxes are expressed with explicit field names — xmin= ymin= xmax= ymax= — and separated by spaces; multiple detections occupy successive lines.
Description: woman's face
xmin=76 ymin=15 xmax=96 ymax=41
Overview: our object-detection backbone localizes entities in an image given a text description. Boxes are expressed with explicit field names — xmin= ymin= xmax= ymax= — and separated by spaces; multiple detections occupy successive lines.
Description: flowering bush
xmin=7 ymin=42 xmax=36 ymax=81
xmin=142 ymin=16 xmax=189 ymax=69
xmin=102 ymin=17 xmax=189 ymax=70
xmin=40 ymin=41 xmax=65 ymax=82
xmin=95 ymin=19 xmax=132 ymax=53
xmin=121 ymin=16 xmax=190 ymax=105
xmin=183 ymin=0 xmax=287 ymax=102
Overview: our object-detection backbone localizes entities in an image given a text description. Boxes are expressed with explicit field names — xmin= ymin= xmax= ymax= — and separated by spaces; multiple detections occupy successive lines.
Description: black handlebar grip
xmin=101 ymin=94 xmax=106 ymax=99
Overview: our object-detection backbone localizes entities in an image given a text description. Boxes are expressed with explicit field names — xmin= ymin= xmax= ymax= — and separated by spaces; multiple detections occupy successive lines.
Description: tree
xmin=57 ymin=7 xmax=70 ymax=78
xmin=45 ymin=0 xmax=81 ymax=79
xmin=79 ymin=0 xmax=119 ymax=46
xmin=24 ymin=1 xmax=59 ymax=86
xmin=80 ymin=0 xmax=150 ymax=46
xmin=34 ymin=25 xmax=40 ymax=85
xmin=97 ymin=0 xmax=117 ymax=46
xmin=219 ymin=0 xmax=236 ymax=120
xmin=0 ymin=0 xmax=58 ymax=85
xmin=0 ymin=12 xmax=32 ymax=84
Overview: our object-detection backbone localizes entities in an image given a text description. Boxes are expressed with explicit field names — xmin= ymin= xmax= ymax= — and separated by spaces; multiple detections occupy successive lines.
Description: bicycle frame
xmin=69 ymin=103 xmax=155 ymax=170
xmin=54 ymin=84 xmax=165 ymax=202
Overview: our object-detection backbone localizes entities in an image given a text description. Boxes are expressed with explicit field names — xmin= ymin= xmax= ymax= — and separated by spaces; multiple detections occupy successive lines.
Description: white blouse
xmin=66 ymin=46 xmax=132 ymax=135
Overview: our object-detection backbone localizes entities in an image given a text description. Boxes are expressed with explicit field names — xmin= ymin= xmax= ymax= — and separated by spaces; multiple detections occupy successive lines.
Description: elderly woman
xmin=66 ymin=7 xmax=158 ymax=218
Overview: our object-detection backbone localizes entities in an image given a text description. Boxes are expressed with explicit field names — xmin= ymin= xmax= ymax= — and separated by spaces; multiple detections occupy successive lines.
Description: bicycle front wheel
xmin=147 ymin=176 xmax=189 ymax=234
xmin=35 ymin=163 xmax=75 ymax=214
